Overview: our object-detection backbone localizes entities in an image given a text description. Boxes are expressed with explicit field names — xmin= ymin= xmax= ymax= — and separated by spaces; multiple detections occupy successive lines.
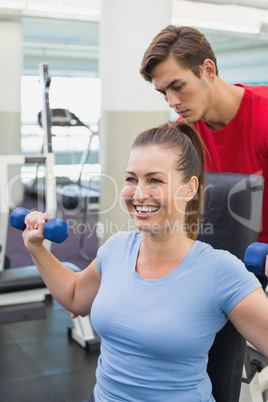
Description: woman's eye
xmin=150 ymin=178 xmax=163 ymax=184
xmin=125 ymin=177 xmax=136 ymax=183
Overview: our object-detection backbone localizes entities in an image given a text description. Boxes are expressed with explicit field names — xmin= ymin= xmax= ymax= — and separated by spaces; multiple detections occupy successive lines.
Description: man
xmin=140 ymin=25 xmax=268 ymax=246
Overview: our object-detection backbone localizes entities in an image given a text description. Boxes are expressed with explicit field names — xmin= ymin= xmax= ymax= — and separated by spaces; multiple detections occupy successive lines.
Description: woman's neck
xmin=136 ymin=233 xmax=194 ymax=279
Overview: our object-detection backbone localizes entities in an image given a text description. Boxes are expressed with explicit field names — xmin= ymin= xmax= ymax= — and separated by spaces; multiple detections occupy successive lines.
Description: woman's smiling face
xmin=123 ymin=145 xmax=194 ymax=236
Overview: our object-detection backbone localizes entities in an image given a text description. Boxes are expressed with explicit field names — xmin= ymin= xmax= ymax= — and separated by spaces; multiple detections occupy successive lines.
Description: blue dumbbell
xmin=10 ymin=207 xmax=69 ymax=244
xmin=244 ymin=242 xmax=268 ymax=278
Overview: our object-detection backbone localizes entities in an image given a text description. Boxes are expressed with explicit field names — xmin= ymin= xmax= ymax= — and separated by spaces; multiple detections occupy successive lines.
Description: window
xmin=21 ymin=75 xmax=101 ymax=183
xmin=21 ymin=75 xmax=100 ymax=159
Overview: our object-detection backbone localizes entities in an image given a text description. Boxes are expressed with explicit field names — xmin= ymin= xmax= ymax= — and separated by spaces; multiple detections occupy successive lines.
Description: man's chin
xmin=177 ymin=111 xmax=201 ymax=125
xmin=180 ymin=114 xmax=198 ymax=124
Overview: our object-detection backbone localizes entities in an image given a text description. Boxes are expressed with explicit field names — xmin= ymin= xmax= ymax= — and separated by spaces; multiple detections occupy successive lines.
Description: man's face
xmin=151 ymin=55 xmax=212 ymax=124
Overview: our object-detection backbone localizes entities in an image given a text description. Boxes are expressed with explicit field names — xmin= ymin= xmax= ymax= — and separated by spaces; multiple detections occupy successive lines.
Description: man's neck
xmin=203 ymin=79 xmax=245 ymax=131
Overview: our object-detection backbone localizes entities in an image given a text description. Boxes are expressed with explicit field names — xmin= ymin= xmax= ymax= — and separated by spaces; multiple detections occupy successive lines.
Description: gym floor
xmin=0 ymin=298 xmax=99 ymax=402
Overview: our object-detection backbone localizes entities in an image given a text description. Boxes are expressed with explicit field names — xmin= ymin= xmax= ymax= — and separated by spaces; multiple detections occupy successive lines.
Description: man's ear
xmin=202 ymin=59 xmax=216 ymax=82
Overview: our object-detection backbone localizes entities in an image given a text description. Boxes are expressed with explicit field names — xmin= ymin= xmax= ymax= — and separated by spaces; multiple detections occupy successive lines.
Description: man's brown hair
xmin=140 ymin=25 xmax=218 ymax=82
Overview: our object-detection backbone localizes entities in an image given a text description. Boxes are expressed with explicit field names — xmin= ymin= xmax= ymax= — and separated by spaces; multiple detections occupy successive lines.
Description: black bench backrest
xmin=197 ymin=171 xmax=264 ymax=402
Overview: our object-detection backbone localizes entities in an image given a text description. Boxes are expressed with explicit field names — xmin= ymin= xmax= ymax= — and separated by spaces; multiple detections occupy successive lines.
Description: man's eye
xmin=174 ymin=85 xmax=182 ymax=91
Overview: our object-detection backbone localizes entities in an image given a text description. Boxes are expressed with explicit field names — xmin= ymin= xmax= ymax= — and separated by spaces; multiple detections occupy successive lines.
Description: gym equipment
xmin=197 ymin=171 xmax=264 ymax=402
xmin=0 ymin=62 xmax=100 ymax=352
xmin=25 ymin=74 xmax=100 ymax=261
xmin=0 ymin=264 xmax=49 ymax=325
xmin=29 ymin=106 xmax=100 ymax=203
xmin=0 ymin=260 xmax=100 ymax=351
xmin=0 ymin=302 xmax=46 ymax=325
xmin=10 ymin=207 xmax=69 ymax=244
xmin=1 ymin=211 xmax=99 ymax=352
xmin=0 ymin=263 xmax=68 ymax=322
xmin=244 ymin=242 xmax=268 ymax=278
xmin=40 ymin=62 xmax=53 ymax=154
xmin=38 ymin=107 xmax=100 ymax=260
xmin=239 ymin=242 xmax=268 ymax=402
xmin=30 ymin=107 xmax=100 ymax=196
xmin=0 ymin=152 xmax=56 ymax=271
xmin=0 ymin=63 xmax=57 ymax=270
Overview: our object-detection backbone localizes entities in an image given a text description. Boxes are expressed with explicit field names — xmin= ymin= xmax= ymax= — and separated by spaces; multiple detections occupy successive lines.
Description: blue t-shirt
xmin=90 ymin=231 xmax=260 ymax=402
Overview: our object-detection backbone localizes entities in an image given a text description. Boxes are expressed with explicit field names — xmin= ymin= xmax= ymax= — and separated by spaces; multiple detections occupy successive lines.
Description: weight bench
xmin=0 ymin=263 xmax=100 ymax=352
xmin=0 ymin=264 xmax=52 ymax=325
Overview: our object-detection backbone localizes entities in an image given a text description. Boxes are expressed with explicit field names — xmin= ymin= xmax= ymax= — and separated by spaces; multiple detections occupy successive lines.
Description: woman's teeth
xmin=136 ymin=206 xmax=159 ymax=213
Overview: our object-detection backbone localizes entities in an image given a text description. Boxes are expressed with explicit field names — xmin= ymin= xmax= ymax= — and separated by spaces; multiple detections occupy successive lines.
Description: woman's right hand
xmin=22 ymin=211 xmax=51 ymax=249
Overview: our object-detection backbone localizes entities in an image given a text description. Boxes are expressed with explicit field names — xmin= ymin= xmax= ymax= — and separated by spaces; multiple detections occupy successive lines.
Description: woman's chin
xmin=134 ymin=220 xmax=161 ymax=235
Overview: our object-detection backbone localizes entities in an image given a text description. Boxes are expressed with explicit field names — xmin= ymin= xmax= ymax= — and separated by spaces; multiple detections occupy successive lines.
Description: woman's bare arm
xmin=228 ymin=287 xmax=268 ymax=358
xmin=23 ymin=211 xmax=101 ymax=316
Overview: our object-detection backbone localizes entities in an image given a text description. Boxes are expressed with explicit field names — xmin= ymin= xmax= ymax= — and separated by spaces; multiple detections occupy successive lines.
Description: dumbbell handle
xmin=10 ymin=207 xmax=69 ymax=244
xmin=244 ymin=242 xmax=268 ymax=278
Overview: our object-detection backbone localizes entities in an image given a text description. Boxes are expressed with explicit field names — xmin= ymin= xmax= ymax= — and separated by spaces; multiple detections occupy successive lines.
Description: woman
xmin=23 ymin=121 xmax=267 ymax=402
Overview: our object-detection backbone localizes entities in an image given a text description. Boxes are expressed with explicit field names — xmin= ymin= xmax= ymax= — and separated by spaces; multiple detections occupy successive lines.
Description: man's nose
xmin=166 ymin=91 xmax=181 ymax=108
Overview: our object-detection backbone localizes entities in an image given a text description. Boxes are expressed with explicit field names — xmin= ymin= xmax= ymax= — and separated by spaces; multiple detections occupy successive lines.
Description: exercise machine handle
xmin=244 ymin=242 xmax=268 ymax=278
xmin=10 ymin=207 xmax=69 ymax=244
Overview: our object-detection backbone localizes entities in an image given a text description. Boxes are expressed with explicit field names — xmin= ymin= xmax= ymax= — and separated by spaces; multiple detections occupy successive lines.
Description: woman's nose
xmin=133 ymin=184 xmax=148 ymax=200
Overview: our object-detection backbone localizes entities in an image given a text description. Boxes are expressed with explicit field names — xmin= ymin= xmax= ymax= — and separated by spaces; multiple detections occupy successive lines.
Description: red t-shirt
xmin=193 ymin=84 xmax=268 ymax=243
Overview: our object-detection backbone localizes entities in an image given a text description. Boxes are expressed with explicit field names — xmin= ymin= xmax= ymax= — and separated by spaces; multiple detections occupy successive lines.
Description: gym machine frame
xmin=0 ymin=62 xmax=100 ymax=352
